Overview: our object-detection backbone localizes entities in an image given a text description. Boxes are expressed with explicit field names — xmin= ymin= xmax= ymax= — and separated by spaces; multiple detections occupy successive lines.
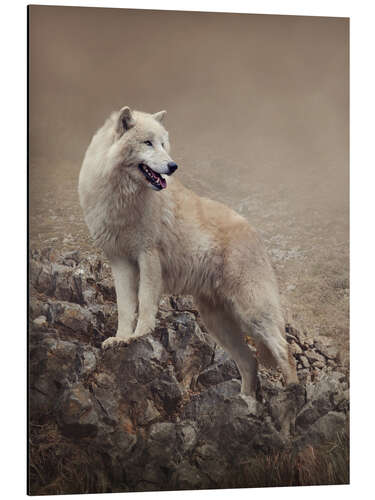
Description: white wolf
xmin=79 ymin=106 xmax=298 ymax=396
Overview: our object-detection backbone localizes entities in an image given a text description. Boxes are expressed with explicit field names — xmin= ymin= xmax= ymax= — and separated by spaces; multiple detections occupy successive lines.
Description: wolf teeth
xmin=140 ymin=164 xmax=164 ymax=190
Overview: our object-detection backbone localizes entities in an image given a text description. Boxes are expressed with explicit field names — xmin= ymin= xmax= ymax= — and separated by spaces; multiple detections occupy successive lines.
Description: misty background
xmin=29 ymin=7 xmax=349 ymax=353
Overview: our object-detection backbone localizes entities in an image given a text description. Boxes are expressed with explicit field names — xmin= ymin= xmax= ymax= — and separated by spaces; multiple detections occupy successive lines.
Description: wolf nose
xmin=167 ymin=162 xmax=178 ymax=175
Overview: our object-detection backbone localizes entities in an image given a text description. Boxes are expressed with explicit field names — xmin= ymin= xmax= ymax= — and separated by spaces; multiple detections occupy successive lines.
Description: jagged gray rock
xmin=29 ymin=248 xmax=349 ymax=492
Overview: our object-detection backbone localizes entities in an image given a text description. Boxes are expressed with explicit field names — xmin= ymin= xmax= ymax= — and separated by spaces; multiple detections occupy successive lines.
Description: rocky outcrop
xmin=29 ymin=248 xmax=349 ymax=493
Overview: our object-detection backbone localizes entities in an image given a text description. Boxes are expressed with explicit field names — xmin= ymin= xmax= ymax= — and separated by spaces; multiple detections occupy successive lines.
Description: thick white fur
xmin=79 ymin=106 xmax=298 ymax=396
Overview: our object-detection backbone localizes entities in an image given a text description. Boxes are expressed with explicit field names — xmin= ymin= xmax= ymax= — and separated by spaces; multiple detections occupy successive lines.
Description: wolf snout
xmin=167 ymin=161 xmax=178 ymax=175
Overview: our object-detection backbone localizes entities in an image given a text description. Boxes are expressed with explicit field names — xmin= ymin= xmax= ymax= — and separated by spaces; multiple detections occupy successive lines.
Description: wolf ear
xmin=117 ymin=106 xmax=135 ymax=134
xmin=153 ymin=110 xmax=167 ymax=123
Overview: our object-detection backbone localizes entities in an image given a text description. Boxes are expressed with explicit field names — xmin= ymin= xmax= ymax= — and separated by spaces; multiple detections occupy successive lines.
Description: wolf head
xmin=107 ymin=106 xmax=178 ymax=191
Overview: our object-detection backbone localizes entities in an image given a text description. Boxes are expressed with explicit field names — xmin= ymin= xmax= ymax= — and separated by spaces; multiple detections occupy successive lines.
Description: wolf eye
xmin=144 ymin=140 xmax=153 ymax=147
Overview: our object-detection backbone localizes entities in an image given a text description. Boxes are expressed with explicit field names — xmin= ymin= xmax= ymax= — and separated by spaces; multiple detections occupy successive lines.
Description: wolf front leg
xmin=102 ymin=257 xmax=138 ymax=349
xmin=133 ymin=249 xmax=163 ymax=339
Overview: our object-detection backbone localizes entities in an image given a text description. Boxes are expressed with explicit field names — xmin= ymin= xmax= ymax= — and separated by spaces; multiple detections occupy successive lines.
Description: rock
xmin=300 ymin=355 xmax=310 ymax=369
xmin=33 ymin=315 xmax=47 ymax=328
xmin=170 ymin=295 xmax=195 ymax=311
xmin=29 ymin=258 xmax=42 ymax=286
xmin=285 ymin=324 xmax=300 ymax=341
xmin=314 ymin=337 xmax=340 ymax=361
xmin=59 ymin=384 xmax=99 ymax=438
xmin=297 ymin=368 xmax=311 ymax=384
xmin=178 ymin=421 xmax=198 ymax=452
xmin=197 ymin=355 xmax=240 ymax=389
xmin=80 ymin=348 xmax=97 ymax=375
xmin=54 ymin=264 xmax=79 ymax=302
xmin=137 ymin=400 xmax=161 ymax=426
xmin=296 ymin=373 xmax=344 ymax=433
xmin=171 ymin=461 xmax=210 ymax=490
xmin=58 ymin=303 xmax=95 ymax=333
xmin=306 ymin=350 xmax=326 ymax=366
xmin=333 ymin=388 xmax=349 ymax=407
xmin=303 ymin=411 xmax=347 ymax=444
xmin=37 ymin=263 xmax=55 ymax=296
xmin=29 ymin=297 xmax=47 ymax=319
xmin=150 ymin=367 xmax=184 ymax=413
xmin=194 ymin=443 xmax=229 ymax=485
xmin=313 ymin=360 xmax=325 ymax=369
xmin=158 ymin=313 xmax=215 ymax=389
xmin=267 ymin=382 xmax=306 ymax=435
xmin=61 ymin=250 xmax=81 ymax=265
xmin=325 ymin=345 xmax=340 ymax=360
xmin=290 ymin=342 xmax=303 ymax=356
xmin=29 ymin=248 xmax=349 ymax=494
xmin=96 ymin=278 xmax=116 ymax=302
xmin=147 ymin=422 xmax=179 ymax=467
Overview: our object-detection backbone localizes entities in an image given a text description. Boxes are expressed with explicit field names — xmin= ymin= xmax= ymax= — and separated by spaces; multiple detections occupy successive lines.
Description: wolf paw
xmin=102 ymin=336 xmax=130 ymax=350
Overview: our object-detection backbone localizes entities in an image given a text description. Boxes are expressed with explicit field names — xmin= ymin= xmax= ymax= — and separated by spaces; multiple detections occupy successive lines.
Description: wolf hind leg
xmin=254 ymin=317 xmax=298 ymax=384
xmin=234 ymin=302 xmax=298 ymax=386
xmin=197 ymin=299 xmax=259 ymax=397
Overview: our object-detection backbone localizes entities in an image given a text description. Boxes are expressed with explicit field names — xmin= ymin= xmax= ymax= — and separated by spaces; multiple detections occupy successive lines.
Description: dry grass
xmin=233 ymin=431 xmax=349 ymax=488
xmin=29 ymin=422 xmax=349 ymax=495
xmin=28 ymin=423 xmax=124 ymax=495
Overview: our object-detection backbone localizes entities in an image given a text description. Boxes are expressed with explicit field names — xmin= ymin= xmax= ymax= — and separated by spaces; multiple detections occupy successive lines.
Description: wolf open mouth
xmin=138 ymin=164 xmax=167 ymax=190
